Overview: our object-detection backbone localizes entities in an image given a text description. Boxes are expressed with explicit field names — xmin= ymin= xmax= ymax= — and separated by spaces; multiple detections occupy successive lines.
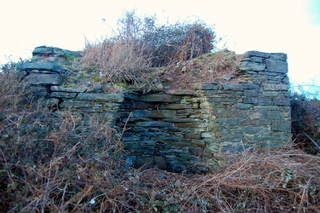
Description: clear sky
xmin=1 ymin=0 xmax=319 ymax=93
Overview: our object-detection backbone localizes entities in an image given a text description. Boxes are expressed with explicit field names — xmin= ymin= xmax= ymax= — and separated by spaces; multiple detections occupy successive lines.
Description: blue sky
xmin=1 ymin=0 xmax=319 ymax=94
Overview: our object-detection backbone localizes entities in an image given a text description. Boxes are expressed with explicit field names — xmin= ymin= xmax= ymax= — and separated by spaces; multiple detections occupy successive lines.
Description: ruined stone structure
xmin=17 ymin=46 xmax=291 ymax=172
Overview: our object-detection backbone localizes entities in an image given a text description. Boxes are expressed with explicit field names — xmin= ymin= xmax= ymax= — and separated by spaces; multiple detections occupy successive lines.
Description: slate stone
xmin=263 ymin=84 xmax=289 ymax=91
xmin=208 ymin=98 xmax=237 ymax=104
xmin=32 ymin=46 xmax=55 ymax=56
xmin=76 ymin=93 xmax=124 ymax=102
xmin=140 ymin=93 xmax=181 ymax=102
xmin=59 ymin=100 xmax=93 ymax=108
xmin=154 ymin=156 xmax=167 ymax=169
xmin=243 ymin=51 xmax=270 ymax=58
xmin=164 ymin=104 xmax=190 ymax=109
xmin=136 ymin=121 xmax=173 ymax=127
xmin=25 ymin=73 xmax=64 ymax=86
xmin=271 ymin=121 xmax=291 ymax=132
xmin=266 ymin=59 xmax=288 ymax=73
xmin=223 ymin=83 xmax=260 ymax=90
xmin=244 ymin=90 xmax=259 ymax=97
xmin=270 ymin=53 xmax=287 ymax=61
xmin=261 ymin=91 xmax=279 ymax=97
xmin=216 ymin=118 xmax=239 ymax=126
xmin=202 ymin=83 xmax=221 ymax=90
xmin=234 ymin=103 xmax=252 ymax=109
xmin=16 ymin=62 xmax=65 ymax=73
xmin=237 ymin=62 xmax=266 ymax=71
xmin=132 ymin=110 xmax=176 ymax=118
xmin=165 ymin=89 xmax=197 ymax=95
xmin=273 ymin=98 xmax=290 ymax=106
xmin=188 ymin=147 xmax=203 ymax=156
xmin=249 ymin=57 xmax=263 ymax=63
xmin=87 ymin=85 xmax=102 ymax=93
xmin=243 ymin=97 xmax=270 ymax=104
xmin=50 ymin=86 xmax=87 ymax=93
xmin=32 ymin=46 xmax=81 ymax=58
xmin=50 ymin=92 xmax=77 ymax=99
xmin=134 ymin=157 xmax=155 ymax=168
xmin=242 ymin=126 xmax=268 ymax=134
xmin=265 ymin=111 xmax=281 ymax=119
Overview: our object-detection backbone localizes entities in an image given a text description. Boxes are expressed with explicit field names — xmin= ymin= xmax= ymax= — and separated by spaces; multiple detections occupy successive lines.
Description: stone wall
xmin=17 ymin=46 xmax=291 ymax=172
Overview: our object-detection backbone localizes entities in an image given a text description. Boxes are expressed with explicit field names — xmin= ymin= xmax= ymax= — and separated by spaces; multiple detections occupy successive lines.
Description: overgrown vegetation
xmin=0 ymin=64 xmax=319 ymax=213
xmin=291 ymin=91 xmax=320 ymax=155
xmin=79 ymin=11 xmax=236 ymax=86
xmin=1 ymin=11 xmax=320 ymax=213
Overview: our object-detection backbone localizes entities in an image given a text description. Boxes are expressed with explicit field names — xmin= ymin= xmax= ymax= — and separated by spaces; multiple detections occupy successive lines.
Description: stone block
xmin=154 ymin=156 xmax=167 ymax=169
xmin=191 ymin=139 xmax=206 ymax=147
xmin=50 ymin=86 xmax=87 ymax=93
xmin=140 ymin=93 xmax=181 ymax=102
xmin=17 ymin=62 xmax=65 ymax=73
xmin=136 ymin=121 xmax=173 ymax=127
xmin=271 ymin=120 xmax=291 ymax=132
xmin=265 ymin=111 xmax=281 ymax=119
xmin=164 ymin=118 xmax=198 ymax=123
xmin=59 ymin=100 xmax=93 ymax=108
xmin=50 ymin=92 xmax=77 ymax=99
xmin=208 ymin=98 xmax=237 ymax=104
xmin=133 ymin=109 xmax=176 ymax=118
xmin=243 ymin=51 xmax=270 ymax=58
xmin=234 ymin=103 xmax=252 ymax=109
xmin=188 ymin=147 xmax=203 ymax=156
xmin=273 ymin=98 xmax=290 ymax=106
xmin=244 ymin=90 xmax=259 ymax=97
xmin=134 ymin=157 xmax=154 ymax=168
xmin=200 ymin=102 xmax=211 ymax=109
xmin=217 ymin=110 xmax=247 ymax=118
xmin=25 ymin=73 xmax=64 ymax=86
xmin=202 ymin=83 xmax=221 ymax=90
xmin=165 ymin=89 xmax=197 ymax=95
xmin=270 ymin=53 xmax=287 ymax=61
xmin=266 ymin=59 xmax=288 ymax=73
xmin=237 ymin=62 xmax=266 ymax=71
xmin=243 ymin=97 xmax=271 ymax=104
xmin=239 ymin=119 xmax=263 ymax=126
xmin=164 ymin=104 xmax=190 ymax=109
xmin=255 ymin=106 xmax=279 ymax=111
xmin=223 ymin=83 xmax=260 ymax=90
xmin=185 ymin=133 xmax=202 ymax=139
xmin=261 ymin=91 xmax=279 ymax=97
xmin=216 ymin=118 xmax=239 ymax=126
xmin=201 ymin=132 xmax=214 ymax=137
xmin=76 ymin=93 xmax=124 ymax=102
xmin=124 ymin=93 xmax=140 ymax=100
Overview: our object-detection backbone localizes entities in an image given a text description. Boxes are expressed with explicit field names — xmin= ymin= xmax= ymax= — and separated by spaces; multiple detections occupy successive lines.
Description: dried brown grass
xmin=1 ymin=64 xmax=319 ymax=213
xmin=80 ymin=39 xmax=151 ymax=85
xmin=134 ymin=146 xmax=320 ymax=212
xmin=161 ymin=49 xmax=242 ymax=89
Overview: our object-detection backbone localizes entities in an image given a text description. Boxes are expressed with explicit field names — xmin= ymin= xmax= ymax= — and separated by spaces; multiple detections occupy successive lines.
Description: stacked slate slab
xmin=16 ymin=47 xmax=291 ymax=173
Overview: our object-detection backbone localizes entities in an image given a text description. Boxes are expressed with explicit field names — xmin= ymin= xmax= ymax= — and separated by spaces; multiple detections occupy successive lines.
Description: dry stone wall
xmin=17 ymin=46 xmax=291 ymax=172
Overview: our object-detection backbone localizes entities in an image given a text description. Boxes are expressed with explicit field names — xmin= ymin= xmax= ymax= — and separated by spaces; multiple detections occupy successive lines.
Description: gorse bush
xmin=80 ymin=10 xmax=216 ymax=84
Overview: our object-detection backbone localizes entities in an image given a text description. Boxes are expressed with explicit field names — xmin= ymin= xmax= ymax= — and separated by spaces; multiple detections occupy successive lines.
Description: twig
xmin=303 ymin=132 xmax=320 ymax=150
